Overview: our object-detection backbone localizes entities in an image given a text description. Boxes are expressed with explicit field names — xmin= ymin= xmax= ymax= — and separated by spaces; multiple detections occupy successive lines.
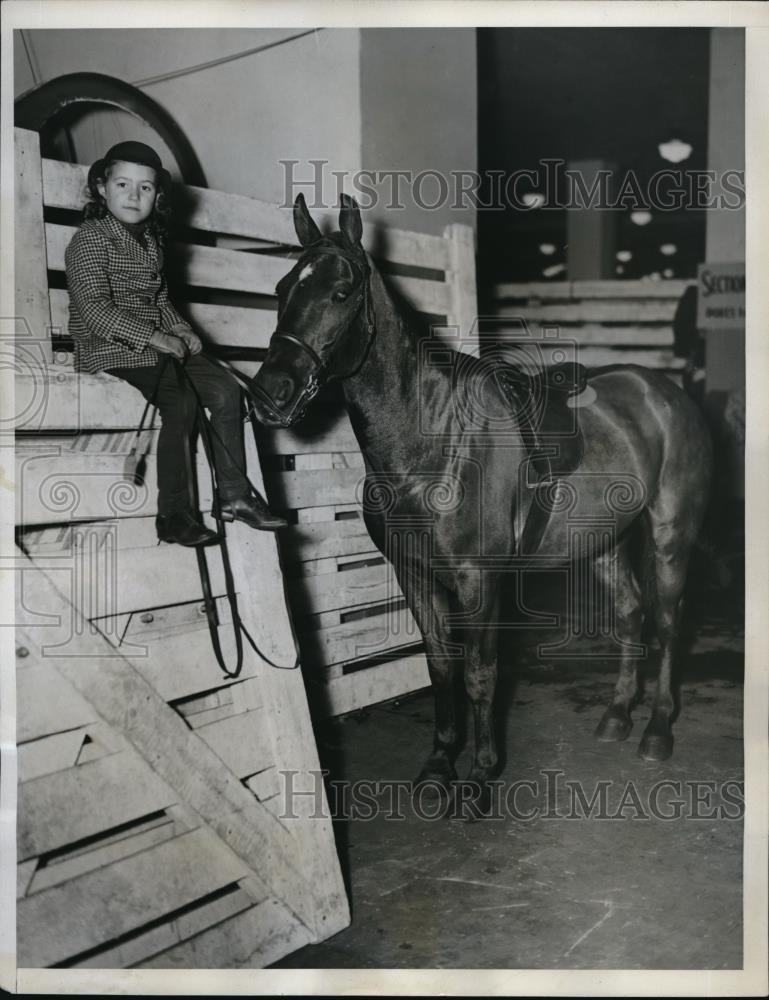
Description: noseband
xmin=252 ymin=240 xmax=376 ymax=425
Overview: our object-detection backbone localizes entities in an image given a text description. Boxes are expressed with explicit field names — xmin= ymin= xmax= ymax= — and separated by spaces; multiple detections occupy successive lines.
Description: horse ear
xmin=293 ymin=193 xmax=322 ymax=246
xmin=339 ymin=193 xmax=363 ymax=247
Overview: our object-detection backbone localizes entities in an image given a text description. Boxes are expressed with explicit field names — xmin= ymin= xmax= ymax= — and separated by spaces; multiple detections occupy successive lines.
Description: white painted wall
xmin=14 ymin=28 xmax=363 ymax=204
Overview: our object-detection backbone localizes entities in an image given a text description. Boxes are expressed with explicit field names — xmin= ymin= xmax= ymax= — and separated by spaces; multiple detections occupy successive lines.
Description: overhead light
xmin=539 ymin=243 xmax=556 ymax=255
xmin=648 ymin=271 xmax=661 ymax=281
xmin=616 ymin=250 xmax=633 ymax=262
xmin=616 ymin=265 xmax=625 ymax=275
xmin=660 ymin=243 xmax=677 ymax=256
xmin=658 ymin=138 xmax=692 ymax=163
xmin=523 ymin=193 xmax=545 ymax=209
xmin=663 ymin=268 xmax=675 ymax=278
xmin=542 ymin=263 xmax=565 ymax=278
xmin=631 ymin=211 xmax=652 ymax=227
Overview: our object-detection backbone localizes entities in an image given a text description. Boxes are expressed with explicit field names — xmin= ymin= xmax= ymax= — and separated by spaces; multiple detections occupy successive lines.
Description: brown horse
xmin=251 ymin=194 xmax=712 ymax=809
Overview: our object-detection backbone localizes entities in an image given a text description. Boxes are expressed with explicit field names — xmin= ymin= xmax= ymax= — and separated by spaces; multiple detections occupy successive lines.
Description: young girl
xmin=65 ymin=140 xmax=285 ymax=545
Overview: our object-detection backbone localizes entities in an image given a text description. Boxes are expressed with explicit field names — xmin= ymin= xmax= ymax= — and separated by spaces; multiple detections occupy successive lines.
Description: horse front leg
xmin=399 ymin=572 xmax=460 ymax=795
xmin=457 ymin=573 xmax=501 ymax=817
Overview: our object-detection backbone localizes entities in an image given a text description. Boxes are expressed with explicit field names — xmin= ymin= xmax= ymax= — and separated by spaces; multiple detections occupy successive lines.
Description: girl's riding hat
xmin=89 ymin=141 xmax=170 ymax=184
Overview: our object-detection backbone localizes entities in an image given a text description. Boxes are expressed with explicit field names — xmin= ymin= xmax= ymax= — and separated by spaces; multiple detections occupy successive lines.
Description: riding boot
xmin=156 ymin=510 xmax=220 ymax=547
xmin=217 ymin=492 xmax=287 ymax=531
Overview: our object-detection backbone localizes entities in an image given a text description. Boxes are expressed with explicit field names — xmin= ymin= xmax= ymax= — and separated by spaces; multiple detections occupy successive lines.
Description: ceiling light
xmin=658 ymin=139 xmax=693 ymax=163
xmin=523 ymin=193 xmax=545 ymax=209
xmin=542 ymin=263 xmax=565 ymax=278
xmin=660 ymin=243 xmax=677 ymax=256
xmin=615 ymin=265 xmax=625 ymax=275
xmin=630 ymin=211 xmax=652 ymax=227
xmin=539 ymin=243 xmax=556 ymax=255
xmin=663 ymin=268 xmax=674 ymax=278
xmin=616 ymin=250 xmax=633 ymax=262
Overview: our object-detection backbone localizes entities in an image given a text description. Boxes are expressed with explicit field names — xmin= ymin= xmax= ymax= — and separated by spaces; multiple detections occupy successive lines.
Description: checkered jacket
xmin=64 ymin=212 xmax=188 ymax=373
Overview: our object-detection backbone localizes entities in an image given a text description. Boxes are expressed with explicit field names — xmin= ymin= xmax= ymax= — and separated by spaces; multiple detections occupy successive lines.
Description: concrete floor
xmin=275 ymin=548 xmax=744 ymax=970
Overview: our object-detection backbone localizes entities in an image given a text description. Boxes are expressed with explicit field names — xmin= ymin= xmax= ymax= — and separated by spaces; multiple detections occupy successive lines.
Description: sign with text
xmin=697 ymin=261 xmax=745 ymax=332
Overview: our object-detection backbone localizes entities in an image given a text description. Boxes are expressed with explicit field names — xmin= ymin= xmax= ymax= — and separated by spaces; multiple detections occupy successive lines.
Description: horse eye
xmin=333 ymin=288 xmax=351 ymax=303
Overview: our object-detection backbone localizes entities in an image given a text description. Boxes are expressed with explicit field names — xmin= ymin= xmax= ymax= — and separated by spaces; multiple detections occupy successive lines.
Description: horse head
xmin=250 ymin=193 xmax=375 ymax=427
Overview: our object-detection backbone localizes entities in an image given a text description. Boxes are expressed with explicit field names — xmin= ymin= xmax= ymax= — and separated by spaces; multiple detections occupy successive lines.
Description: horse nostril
xmin=274 ymin=375 xmax=295 ymax=405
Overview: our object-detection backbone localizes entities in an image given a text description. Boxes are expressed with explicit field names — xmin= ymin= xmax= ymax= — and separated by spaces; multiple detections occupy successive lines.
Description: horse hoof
xmin=638 ymin=730 xmax=673 ymax=762
xmin=412 ymin=759 xmax=456 ymax=798
xmin=449 ymin=779 xmax=494 ymax=822
xmin=595 ymin=708 xmax=632 ymax=742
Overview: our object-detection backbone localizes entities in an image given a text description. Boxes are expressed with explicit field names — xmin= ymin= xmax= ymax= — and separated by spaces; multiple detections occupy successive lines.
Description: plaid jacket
xmin=64 ymin=212 xmax=187 ymax=373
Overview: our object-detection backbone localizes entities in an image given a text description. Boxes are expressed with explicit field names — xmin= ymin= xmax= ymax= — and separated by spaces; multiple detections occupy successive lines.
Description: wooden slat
xmin=15 ymin=445 xmax=215 ymax=525
xmin=40 ymin=155 xmax=449 ymax=270
xmin=265 ymin=467 xmax=363 ymax=510
xmin=494 ymin=278 xmax=694 ymax=300
xmin=280 ymin=516 xmax=373 ymax=565
xmin=141 ymin=895 xmax=312 ymax=970
xmin=49 ymin=289 xmax=276 ymax=351
xmin=489 ymin=321 xmax=674 ymax=347
xmin=445 ymin=222 xmax=477 ymax=343
xmin=302 ymin=604 xmax=420 ymax=667
xmin=75 ymin=883 xmax=260 ymax=969
xmin=579 ymin=348 xmax=685 ymax=369
xmin=45 ymin=223 xmax=293 ymax=297
xmin=17 ymin=662 xmax=98 ymax=743
xmin=15 ymin=129 xmax=54 ymax=364
xmin=498 ymin=301 xmax=678 ymax=323
xmin=14 ymin=372 xmax=148 ymax=433
xmin=387 ymin=273 xmax=451 ymax=317
xmin=17 ymin=828 xmax=250 ymax=969
xmin=289 ymin=561 xmax=395 ymax=616
xmin=194 ymin=709 xmax=273 ymax=779
xmin=18 ymin=750 xmax=177 ymax=860
xmin=18 ymin=729 xmax=87 ymax=783
xmin=323 ymin=653 xmax=431 ymax=716
xmin=259 ymin=412 xmax=359 ymax=456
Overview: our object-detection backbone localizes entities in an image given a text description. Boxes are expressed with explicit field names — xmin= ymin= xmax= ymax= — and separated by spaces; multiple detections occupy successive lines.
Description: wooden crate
xmin=12 ymin=126 xmax=480 ymax=968
xmin=490 ymin=278 xmax=695 ymax=383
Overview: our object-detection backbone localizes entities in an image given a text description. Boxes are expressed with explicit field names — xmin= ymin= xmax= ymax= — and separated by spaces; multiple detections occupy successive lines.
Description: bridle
xmin=249 ymin=240 xmax=377 ymax=426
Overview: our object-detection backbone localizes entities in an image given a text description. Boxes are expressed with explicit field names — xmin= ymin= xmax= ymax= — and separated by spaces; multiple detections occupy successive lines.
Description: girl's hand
xmin=150 ymin=329 xmax=188 ymax=360
xmin=173 ymin=326 xmax=203 ymax=356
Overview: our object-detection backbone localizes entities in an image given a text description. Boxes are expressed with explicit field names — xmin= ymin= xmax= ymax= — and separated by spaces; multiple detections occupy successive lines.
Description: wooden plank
xmin=17 ymin=827 xmax=250 ymax=969
xmin=16 ymin=662 xmax=98 ymax=743
xmin=40 ymin=156 xmax=448 ymax=269
xmin=18 ymin=728 xmax=87 ymax=783
xmin=488 ymin=321 xmax=674 ymax=347
xmin=493 ymin=278 xmax=694 ymax=300
xmin=75 ymin=884 xmax=259 ymax=969
xmin=14 ymin=372 xmax=148 ymax=433
xmin=18 ymin=750 xmax=178 ymax=861
xmin=15 ymin=128 xmax=54 ymax=364
xmin=194 ymin=709 xmax=273 ymax=779
xmin=444 ymin=223 xmax=477 ymax=346
xmin=288 ymin=561 xmax=396 ymax=616
xmin=141 ymin=895 xmax=312 ymax=970
xmin=15 ymin=445 xmax=215 ymax=525
xmin=301 ymin=604 xmax=421 ymax=667
xmin=497 ymin=301 xmax=678 ymax=323
xmin=265 ymin=467 xmax=363 ymax=510
xmin=579 ymin=348 xmax=685 ymax=369
xmin=50 ymin=289 xmax=275 ymax=351
xmin=45 ymin=223 xmax=293 ymax=298
xmin=386 ymin=273 xmax=451 ymax=317
xmin=259 ymin=413 xmax=359 ymax=455
xmin=323 ymin=653 xmax=431 ymax=716
xmin=27 ymin=813 xmax=183 ymax=896
xmin=280 ymin=515 xmax=373 ymax=564
xmin=17 ymin=860 xmax=38 ymax=901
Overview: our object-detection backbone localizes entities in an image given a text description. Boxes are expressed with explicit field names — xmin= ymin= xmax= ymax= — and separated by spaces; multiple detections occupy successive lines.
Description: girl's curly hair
xmin=83 ymin=160 xmax=173 ymax=241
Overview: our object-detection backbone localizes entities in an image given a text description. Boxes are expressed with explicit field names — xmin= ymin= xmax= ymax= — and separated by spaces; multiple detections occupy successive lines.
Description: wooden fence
xmin=490 ymin=278 xmax=695 ymax=380
xmin=12 ymin=126 xmax=478 ymax=968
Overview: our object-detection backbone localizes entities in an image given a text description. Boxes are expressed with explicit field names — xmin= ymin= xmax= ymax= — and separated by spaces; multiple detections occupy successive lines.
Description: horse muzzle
xmin=248 ymin=367 xmax=319 ymax=427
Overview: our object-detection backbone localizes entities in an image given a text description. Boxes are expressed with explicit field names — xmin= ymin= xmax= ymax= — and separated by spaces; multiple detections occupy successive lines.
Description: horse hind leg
xmin=637 ymin=508 xmax=697 ymax=762
xmin=594 ymin=536 xmax=643 ymax=742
